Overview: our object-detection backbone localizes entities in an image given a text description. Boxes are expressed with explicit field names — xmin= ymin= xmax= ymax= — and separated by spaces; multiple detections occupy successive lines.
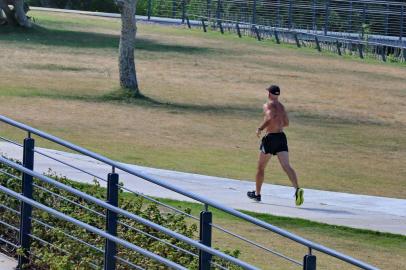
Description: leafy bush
xmin=0 ymin=160 xmax=241 ymax=269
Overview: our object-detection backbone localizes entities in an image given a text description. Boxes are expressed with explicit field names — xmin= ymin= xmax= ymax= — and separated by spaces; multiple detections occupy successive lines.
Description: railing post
xmin=104 ymin=171 xmax=119 ymax=270
xmin=358 ymin=43 xmax=364 ymax=59
xmin=147 ymin=0 xmax=152 ymax=20
xmin=186 ymin=16 xmax=191 ymax=29
xmin=274 ymin=29 xmax=280 ymax=44
xmin=218 ymin=20 xmax=224 ymax=34
xmin=294 ymin=33 xmax=301 ymax=47
xmin=303 ymin=248 xmax=316 ymax=270
xmin=199 ymin=207 xmax=212 ymax=270
xmin=380 ymin=46 xmax=386 ymax=62
xmin=315 ymin=36 xmax=321 ymax=52
xmin=336 ymin=40 xmax=341 ymax=56
xmin=202 ymin=19 xmax=207 ymax=32
xmin=236 ymin=23 xmax=242 ymax=38
xmin=18 ymin=134 xmax=34 ymax=269
xmin=253 ymin=26 xmax=261 ymax=41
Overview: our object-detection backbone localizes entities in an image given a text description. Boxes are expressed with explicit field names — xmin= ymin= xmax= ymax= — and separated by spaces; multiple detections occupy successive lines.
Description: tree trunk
xmin=0 ymin=0 xmax=31 ymax=27
xmin=0 ymin=0 xmax=16 ymax=25
xmin=0 ymin=6 xmax=5 ymax=25
xmin=117 ymin=0 xmax=139 ymax=94
xmin=14 ymin=0 xmax=31 ymax=27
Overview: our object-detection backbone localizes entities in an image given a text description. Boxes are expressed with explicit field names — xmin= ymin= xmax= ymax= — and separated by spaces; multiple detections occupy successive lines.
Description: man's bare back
xmin=262 ymin=101 xmax=289 ymax=133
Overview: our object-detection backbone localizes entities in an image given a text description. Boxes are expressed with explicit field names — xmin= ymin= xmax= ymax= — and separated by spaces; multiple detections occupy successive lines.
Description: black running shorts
xmin=259 ymin=132 xmax=289 ymax=155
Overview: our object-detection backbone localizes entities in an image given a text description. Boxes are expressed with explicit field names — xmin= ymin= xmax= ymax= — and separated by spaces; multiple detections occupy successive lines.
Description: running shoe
xmin=247 ymin=191 xmax=261 ymax=202
xmin=295 ymin=188 xmax=304 ymax=206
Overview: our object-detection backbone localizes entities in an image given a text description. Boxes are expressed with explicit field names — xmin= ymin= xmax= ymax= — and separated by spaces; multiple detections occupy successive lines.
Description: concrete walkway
xmin=0 ymin=253 xmax=16 ymax=270
xmin=1 ymin=142 xmax=405 ymax=235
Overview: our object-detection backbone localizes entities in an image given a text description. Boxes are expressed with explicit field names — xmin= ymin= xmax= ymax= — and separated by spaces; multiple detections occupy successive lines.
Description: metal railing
xmin=0 ymin=114 xmax=379 ymax=270
xmin=138 ymin=0 xmax=406 ymax=62
xmin=139 ymin=0 xmax=406 ymax=42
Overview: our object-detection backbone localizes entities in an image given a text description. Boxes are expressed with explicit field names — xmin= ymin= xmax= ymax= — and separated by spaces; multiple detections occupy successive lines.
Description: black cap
xmin=266 ymin=85 xmax=280 ymax=95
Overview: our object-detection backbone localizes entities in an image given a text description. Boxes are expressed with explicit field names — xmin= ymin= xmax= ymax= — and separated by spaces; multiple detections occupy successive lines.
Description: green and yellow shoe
xmin=295 ymin=188 xmax=304 ymax=206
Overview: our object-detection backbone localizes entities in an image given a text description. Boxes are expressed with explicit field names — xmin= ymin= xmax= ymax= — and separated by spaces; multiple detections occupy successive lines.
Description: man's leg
xmin=255 ymin=151 xmax=271 ymax=195
xmin=276 ymin=151 xmax=298 ymax=188
xmin=277 ymin=151 xmax=303 ymax=205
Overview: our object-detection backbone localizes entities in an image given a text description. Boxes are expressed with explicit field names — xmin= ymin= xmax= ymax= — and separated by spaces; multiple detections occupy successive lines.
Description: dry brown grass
xmin=211 ymin=219 xmax=406 ymax=270
xmin=0 ymin=11 xmax=405 ymax=198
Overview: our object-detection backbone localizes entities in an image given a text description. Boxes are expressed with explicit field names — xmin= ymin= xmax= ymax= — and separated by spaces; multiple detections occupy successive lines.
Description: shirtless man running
xmin=247 ymin=85 xmax=304 ymax=206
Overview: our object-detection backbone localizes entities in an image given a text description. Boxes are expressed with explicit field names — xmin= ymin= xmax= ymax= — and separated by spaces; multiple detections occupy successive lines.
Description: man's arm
xmin=282 ymin=104 xmax=289 ymax=127
xmin=256 ymin=110 xmax=272 ymax=137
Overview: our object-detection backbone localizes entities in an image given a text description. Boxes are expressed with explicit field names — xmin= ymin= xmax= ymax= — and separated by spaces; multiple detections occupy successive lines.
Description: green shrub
xmin=0 ymin=160 xmax=241 ymax=269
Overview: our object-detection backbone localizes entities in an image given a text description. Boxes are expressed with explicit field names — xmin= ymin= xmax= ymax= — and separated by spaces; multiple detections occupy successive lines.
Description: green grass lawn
xmin=0 ymin=11 xmax=405 ymax=200
xmin=156 ymin=198 xmax=406 ymax=270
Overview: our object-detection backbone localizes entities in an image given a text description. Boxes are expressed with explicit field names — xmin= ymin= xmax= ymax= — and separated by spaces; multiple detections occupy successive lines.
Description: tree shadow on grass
xmin=0 ymin=25 xmax=216 ymax=55
xmin=98 ymin=89 xmax=260 ymax=116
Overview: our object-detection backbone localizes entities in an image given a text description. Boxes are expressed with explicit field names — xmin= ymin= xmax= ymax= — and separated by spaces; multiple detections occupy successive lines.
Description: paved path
xmin=1 ymin=142 xmax=405 ymax=235
xmin=0 ymin=253 xmax=16 ymax=270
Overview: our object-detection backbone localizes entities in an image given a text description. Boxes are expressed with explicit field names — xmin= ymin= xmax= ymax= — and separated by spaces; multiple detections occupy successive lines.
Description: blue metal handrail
xmin=0 ymin=115 xmax=379 ymax=269
xmin=0 ymin=183 xmax=187 ymax=270
xmin=0 ymin=155 xmax=259 ymax=270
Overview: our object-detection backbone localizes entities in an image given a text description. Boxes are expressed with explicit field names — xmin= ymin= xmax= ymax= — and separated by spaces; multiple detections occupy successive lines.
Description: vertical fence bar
xmin=172 ymin=0 xmax=176 ymax=18
xmin=182 ymin=0 xmax=186 ymax=23
xmin=276 ymin=0 xmax=281 ymax=27
xmin=104 ymin=172 xmax=119 ymax=270
xmin=362 ymin=3 xmax=367 ymax=33
xmin=147 ymin=0 xmax=152 ymax=20
xmin=324 ymin=0 xmax=330 ymax=35
xmin=199 ymin=209 xmax=212 ymax=270
xmin=252 ymin=0 xmax=257 ymax=26
xmin=384 ymin=3 xmax=389 ymax=36
xmin=18 ymin=135 xmax=34 ymax=269
xmin=288 ymin=0 xmax=293 ymax=29
xmin=216 ymin=0 xmax=221 ymax=23
xmin=348 ymin=0 xmax=353 ymax=32
xmin=400 ymin=5 xmax=404 ymax=41
xmin=312 ymin=0 xmax=316 ymax=31
xmin=207 ymin=0 xmax=211 ymax=19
